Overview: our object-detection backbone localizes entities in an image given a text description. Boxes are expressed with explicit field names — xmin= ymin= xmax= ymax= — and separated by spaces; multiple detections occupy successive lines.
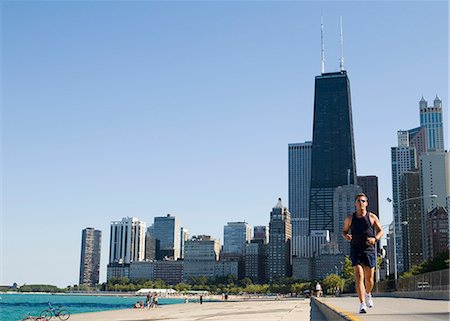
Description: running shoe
xmin=365 ymin=293 xmax=373 ymax=308
xmin=359 ymin=302 xmax=367 ymax=314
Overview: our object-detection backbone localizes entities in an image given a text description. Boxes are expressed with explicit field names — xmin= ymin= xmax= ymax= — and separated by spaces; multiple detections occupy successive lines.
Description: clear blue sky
xmin=2 ymin=1 xmax=448 ymax=287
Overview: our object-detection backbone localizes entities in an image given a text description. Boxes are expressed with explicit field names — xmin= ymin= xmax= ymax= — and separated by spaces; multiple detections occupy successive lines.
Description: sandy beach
xmin=68 ymin=298 xmax=312 ymax=321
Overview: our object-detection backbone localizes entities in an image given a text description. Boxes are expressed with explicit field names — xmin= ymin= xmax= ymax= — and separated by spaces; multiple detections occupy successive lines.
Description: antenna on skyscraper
xmin=321 ymin=15 xmax=325 ymax=74
xmin=339 ymin=16 xmax=345 ymax=71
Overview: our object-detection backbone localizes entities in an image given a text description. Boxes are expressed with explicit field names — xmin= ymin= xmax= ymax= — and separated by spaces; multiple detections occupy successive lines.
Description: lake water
xmin=0 ymin=293 xmax=184 ymax=321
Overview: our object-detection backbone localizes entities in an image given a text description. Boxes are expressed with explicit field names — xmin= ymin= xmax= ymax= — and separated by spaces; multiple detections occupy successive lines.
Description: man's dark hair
xmin=355 ymin=193 xmax=368 ymax=201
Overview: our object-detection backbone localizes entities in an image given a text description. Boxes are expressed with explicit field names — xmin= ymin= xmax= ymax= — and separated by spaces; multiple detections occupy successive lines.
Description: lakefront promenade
xmin=66 ymin=294 xmax=450 ymax=321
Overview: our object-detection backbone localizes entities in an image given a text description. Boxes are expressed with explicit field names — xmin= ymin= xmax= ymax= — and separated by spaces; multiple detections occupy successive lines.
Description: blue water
xmin=0 ymin=293 xmax=184 ymax=321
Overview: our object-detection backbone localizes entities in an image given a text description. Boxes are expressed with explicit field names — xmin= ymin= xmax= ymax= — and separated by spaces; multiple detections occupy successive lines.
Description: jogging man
xmin=342 ymin=193 xmax=383 ymax=313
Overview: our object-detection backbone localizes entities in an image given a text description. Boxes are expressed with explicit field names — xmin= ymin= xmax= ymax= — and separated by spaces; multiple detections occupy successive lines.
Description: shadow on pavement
xmin=310 ymin=299 xmax=328 ymax=321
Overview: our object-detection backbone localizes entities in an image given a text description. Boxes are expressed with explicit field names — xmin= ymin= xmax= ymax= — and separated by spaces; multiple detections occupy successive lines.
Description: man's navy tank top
xmin=350 ymin=211 xmax=376 ymax=252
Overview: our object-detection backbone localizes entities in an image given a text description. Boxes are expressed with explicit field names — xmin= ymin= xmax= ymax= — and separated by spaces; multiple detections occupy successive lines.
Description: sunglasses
xmin=356 ymin=199 xmax=367 ymax=203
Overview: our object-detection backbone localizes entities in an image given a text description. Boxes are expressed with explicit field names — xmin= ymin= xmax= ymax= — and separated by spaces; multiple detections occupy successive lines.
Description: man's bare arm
xmin=372 ymin=214 xmax=384 ymax=241
xmin=342 ymin=215 xmax=352 ymax=241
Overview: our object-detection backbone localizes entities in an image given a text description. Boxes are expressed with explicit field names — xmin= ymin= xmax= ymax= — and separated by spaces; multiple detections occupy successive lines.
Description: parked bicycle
xmin=40 ymin=302 xmax=70 ymax=321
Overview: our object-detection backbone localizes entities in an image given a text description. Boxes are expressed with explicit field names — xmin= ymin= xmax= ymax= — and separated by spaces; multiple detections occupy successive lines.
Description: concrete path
xmin=315 ymin=296 xmax=450 ymax=321
xmin=68 ymin=298 xmax=325 ymax=321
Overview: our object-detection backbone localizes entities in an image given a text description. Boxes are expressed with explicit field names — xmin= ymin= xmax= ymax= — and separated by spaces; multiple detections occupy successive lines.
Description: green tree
xmin=175 ymin=282 xmax=192 ymax=292
xmin=153 ymin=279 xmax=166 ymax=289
xmin=290 ymin=282 xmax=310 ymax=294
xmin=342 ymin=256 xmax=355 ymax=293
xmin=342 ymin=256 xmax=354 ymax=280
xmin=239 ymin=277 xmax=253 ymax=287
xmin=19 ymin=284 xmax=64 ymax=293
xmin=322 ymin=274 xmax=345 ymax=294
xmin=400 ymin=251 xmax=449 ymax=279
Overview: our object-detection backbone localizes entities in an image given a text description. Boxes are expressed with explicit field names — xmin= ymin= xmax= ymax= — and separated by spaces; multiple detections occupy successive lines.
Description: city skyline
xmin=2 ymin=1 xmax=448 ymax=287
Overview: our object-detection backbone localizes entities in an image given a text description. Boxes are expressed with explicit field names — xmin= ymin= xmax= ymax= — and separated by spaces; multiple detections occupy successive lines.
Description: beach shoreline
xmin=67 ymin=297 xmax=311 ymax=321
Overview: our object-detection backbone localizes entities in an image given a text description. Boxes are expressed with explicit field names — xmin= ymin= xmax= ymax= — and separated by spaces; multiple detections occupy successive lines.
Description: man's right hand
xmin=344 ymin=234 xmax=352 ymax=241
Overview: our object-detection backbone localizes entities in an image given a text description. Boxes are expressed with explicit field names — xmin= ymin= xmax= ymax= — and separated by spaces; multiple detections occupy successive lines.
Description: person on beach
xmin=146 ymin=292 xmax=151 ymax=308
xmin=134 ymin=301 xmax=141 ymax=308
xmin=315 ymin=282 xmax=322 ymax=297
xmin=342 ymin=193 xmax=384 ymax=314
xmin=199 ymin=295 xmax=203 ymax=304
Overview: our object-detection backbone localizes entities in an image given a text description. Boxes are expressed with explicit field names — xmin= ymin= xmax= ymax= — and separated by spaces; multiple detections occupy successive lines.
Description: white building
xmin=288 ymin=141 xmax=312 ymax=257
xmin=109 ymin=217 xmax=146 ymax=264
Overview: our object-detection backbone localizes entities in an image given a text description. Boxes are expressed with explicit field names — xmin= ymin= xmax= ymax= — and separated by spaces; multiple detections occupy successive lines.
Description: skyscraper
xmin=357 ymin=176 xmax=379 ymax=215
xmin=408 ymin=126 xmax=428 ymax=158
xmin=109 ymin=217 xmax=146 ymax=264
xmin=253 ymin=225 xmax=269 ymax=244
xmin=309 ymin=70 xmax=357 ymax=232
xmin=180 ymin=227 xmax=190 ymax=259
xmin=223 ymin=222 xmax=251 ymax=254
xmin=391 ymin=131 xmax=417 ymax=273
xmin=79 ymin=228 xmax=101 ymax=286
xmin=426 ymin=206 xmax=449 ymax=259
xmin=288 ymin=141 xmax=312 ymax=257
xmin=333 ymin=184 xmax=362 ymax=255
xmin=267 ymin=198 xmax=292 ymax=282
xmin=399 ymin=171 xmax=423 ymax=271
xmin=145 ymin=227 xmax=158 ymax=261
xmin=420 ymin=152 xmax=450 ymax=259
xmin=419 ymin=96 xmax=444 ymax=152
xmin=152 ymin=214 xmax=181 ymax=260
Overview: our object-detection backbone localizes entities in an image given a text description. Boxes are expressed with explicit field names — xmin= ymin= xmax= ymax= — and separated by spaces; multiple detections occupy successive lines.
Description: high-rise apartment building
xmin=152 ymin=214 xmax=181 ymax=260
xmin=253 ymin=226 xmax=269 ymax=244
xmin=244 ymin=240 xmax=267 ymax=283
xmin=399 ymin=171 xmax=423 ymax=270
xmin=391 ymin=132 xmax=417 ymax=273
xmin=426 ymin=206 xmax=449 ymax=259
xmin=180 ymin=227 xmax=190 ymax=259
xmin=420 ymin=152 xmax=450 ymax=259
xmin=309 ymin=71 xmax=357 ymax=232
xmin=333 ymin=184 xmax=362 ymax=255
xmin=357 ymin=176 xmax=379 ymax=215
xmin=288 ymin=141 xmax=312 ymax=257
xmin=223 ymin=222 xmax=251 ymax=254
xmin=408 ymin=126 xmax=428 ymax=159
xmin=109 ymin=217 xmax=146 ymax=264
xmin=79 ymin=228 xmax=101 ymax=286
xmin=419 ymin=96 xmax=444 ymax=152
xmin=298 ymin=230 xmax=330 ymax=258
xmin=387 ymin=222 xmax=395 ymax=276
xmin=145 ymin=229 xmax=158 ymax=261
xmin=267 ymin=198 xmax=292 ymax=282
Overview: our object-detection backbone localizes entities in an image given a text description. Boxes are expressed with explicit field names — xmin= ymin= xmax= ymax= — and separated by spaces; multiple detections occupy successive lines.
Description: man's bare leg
xmin=354 ymin=265 xmax=365 ymax=303
xmin=363 ymin=266 xmax=375 ymax=294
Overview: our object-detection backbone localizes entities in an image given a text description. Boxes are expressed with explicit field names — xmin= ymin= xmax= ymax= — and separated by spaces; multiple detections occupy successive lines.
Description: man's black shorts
xmin=350 ymin=250 xmax=376 ymax=268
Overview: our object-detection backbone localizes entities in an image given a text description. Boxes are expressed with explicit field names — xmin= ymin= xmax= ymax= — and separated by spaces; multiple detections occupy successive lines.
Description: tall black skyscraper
xmin=309 ymin=70 xmax=357 ymax=232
